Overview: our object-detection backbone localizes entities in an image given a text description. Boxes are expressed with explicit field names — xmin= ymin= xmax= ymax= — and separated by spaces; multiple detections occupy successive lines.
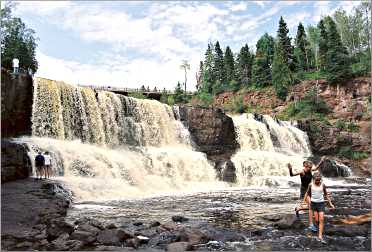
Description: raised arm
xmin=312 ymin=156 xmax=326 ymax=171
xmin=288 ymin=163 xmax=302 ymax=176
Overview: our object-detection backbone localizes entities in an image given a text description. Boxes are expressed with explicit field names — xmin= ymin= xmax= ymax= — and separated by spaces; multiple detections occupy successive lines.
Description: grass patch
xmin=337 ymin=146 xmax=369 ymax=160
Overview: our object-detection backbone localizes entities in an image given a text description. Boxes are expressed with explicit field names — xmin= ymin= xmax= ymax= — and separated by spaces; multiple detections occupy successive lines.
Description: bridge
xmin=78 ymin=85 xmax=195 ymax=101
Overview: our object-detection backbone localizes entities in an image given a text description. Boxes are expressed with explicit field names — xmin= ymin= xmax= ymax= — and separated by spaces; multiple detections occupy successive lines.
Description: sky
xmin=8 ymin=0 xmax=362 ymax=91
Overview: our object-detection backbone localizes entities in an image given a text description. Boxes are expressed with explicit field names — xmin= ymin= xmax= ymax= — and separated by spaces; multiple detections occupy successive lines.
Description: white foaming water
xmin=231 ymin=113 xmax=312 ymax=187
xmin=26 ymin=78 xmax=226 ymax=200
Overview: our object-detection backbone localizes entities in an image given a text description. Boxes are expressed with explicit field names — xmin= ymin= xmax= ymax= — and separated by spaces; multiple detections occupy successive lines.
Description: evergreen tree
xmin=140 ymin=85 xmax=146 ymax=91
xmin=277 ymin=16 xmax=295 ymax=71
xmin=202 ymin=43 xmax=215 ymax=93
xmin=236 ymin=44 xmax=254 ymax=87
xmin=213 ymin=41 xmax=225 ymax=91
xmin=318 ymin=19 xmax=328 ymax=71
xmin=223 ymin=46 xmax=235 ymax=83
xmin=294 ymin=22 xmax=309 ymax=71
xmin=196 ymin=61 xmax=204 ymax=91
xmin=323 ymin=16 xmax=351 ymax=83
xmin=174 ymin=81 xmax=184 ymax=103
xmin=272 ymin=40 xmax=292 ymax=100
xmin=252 ymin=33 xmax=275 ymax=87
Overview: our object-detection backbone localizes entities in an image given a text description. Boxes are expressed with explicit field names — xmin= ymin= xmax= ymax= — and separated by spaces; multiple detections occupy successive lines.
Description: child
xmin=302 ymin=172 xmax=335 ymax=243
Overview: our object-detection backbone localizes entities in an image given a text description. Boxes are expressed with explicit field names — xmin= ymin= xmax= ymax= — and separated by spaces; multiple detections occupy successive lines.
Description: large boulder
xmin=1 ymin=139 xmax=32 ymax=183
xmin=177 ymin=106 xmax=239 ymax=181
xmin=96 ymin=228 xmax=132 ymax=246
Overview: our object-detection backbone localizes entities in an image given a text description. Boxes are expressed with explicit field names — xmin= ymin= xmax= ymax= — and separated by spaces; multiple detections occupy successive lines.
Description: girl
xmin=303 ymin=172 xmax=335 ymax=243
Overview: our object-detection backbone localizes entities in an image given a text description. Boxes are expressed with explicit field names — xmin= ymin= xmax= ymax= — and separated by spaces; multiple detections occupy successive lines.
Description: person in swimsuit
xmin=302 ymin=172 xmax=335 ymax=243
xmin=287 ymin=157 xmax=326 ymax=215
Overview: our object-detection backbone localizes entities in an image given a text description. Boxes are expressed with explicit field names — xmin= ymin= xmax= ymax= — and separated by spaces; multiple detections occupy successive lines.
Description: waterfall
xmin=26 ymin=78 xmax=225 ymax=200
xmin=231 ymin=114 xmax=312 ymax=187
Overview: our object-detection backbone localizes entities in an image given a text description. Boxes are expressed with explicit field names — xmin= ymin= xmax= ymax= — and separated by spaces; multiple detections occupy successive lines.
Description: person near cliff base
xmin=44 ymin=151 xmax=52 ymax=179
xmin=302 ymin=172 xmax=335 ymax=243
xmin=12 ymin=58 xmax=19 ymax=74
xmin=287 ymin=157 xmax=326 ymax=215
xmin=35 ymin=152 xmax=45 ymax=180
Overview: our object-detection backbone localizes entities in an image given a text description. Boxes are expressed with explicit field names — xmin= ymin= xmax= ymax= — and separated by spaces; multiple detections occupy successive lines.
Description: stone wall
xmin=1 ymin=68 xmax=33 ymax=138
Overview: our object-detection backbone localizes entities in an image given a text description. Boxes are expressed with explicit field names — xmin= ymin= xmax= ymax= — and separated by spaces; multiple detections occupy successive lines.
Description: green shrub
xmin=197 ymin=91 xmax=214 ymax=107
xmin=281 ymin=87 xmax=330 ymax=120
xmin=167 ymin=95 xmax=175 ymax=105
xmin=337 ymin=146 xmax=369 ymax=160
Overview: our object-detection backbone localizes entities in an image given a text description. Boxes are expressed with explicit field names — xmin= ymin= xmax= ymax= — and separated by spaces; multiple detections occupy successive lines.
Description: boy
xmin=302 ymin=172 xmax=335 ymax=243
xmin=34 ymin=152 xmax=45 ymax=180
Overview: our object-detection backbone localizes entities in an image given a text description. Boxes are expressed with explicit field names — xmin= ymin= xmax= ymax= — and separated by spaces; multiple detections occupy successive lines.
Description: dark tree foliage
xmin=272 ymin=40 xmax=292 ymax=100
xmin=201 ymin=43 xmax=215 ymax=93
xmin=277 ymin=16 xmax=295 ymax=71
xmin=252 ymin=33 xmax=275 ymax=87
xmin=213 ymin=41 xmax=225 ymax=89
xmin=223 ymin=46 xmax=235 ymax=83
xmin=1 ymin=4 xmax=38 ymax=73
xmin=318 ymin=19 xmax=328 ymax=71
xmin=294 ymin=22 xmax=309 ymax=71
xmin=323 ymin=16 xmax=351 ymax=84
xmin=174 ymin=81 xmax=185 ymax=103
xmin=236 ymin=44 xmax=254 ymax=87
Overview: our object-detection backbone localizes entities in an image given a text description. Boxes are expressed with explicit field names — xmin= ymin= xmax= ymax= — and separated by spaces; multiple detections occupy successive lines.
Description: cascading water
xmin=231 ymin=113 xmax=312 ymax=187
xmin=25 ymin=78 xmax=225 ymax=200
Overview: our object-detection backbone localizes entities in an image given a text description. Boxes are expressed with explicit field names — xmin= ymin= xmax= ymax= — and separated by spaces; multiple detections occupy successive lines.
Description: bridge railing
xmin=77 ymin=84 xmax=195 ymax=95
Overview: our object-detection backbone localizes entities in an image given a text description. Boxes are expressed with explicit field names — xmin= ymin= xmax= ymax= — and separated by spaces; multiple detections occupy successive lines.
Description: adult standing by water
xmin=288 ymin=157 xmax=326 ymax=215
xmin=12 ymin=58 xmax=19 ymax=74
xmin=34 ymin=152 xmax=45 ymax=180
xmin=44 ymin=151 xmax=52 ymax=179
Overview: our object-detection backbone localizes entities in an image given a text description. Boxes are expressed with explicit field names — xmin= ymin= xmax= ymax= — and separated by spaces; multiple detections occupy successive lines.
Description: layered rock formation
xmin=1 ymin=140 xmax=32 ymax=183
xmin=1 ymin=68 xmax=33 ymax=138
xmin=178 ymin=106 xmax=239 ymax=182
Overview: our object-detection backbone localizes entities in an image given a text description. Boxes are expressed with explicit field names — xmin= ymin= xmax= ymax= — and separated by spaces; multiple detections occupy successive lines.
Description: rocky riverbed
xmin=2 ymin=177 xmax=370 ymax=251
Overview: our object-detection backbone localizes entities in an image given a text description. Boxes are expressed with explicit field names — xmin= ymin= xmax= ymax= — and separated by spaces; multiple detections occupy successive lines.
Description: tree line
xmin=196 ymin=2 xmax=371 ymax=100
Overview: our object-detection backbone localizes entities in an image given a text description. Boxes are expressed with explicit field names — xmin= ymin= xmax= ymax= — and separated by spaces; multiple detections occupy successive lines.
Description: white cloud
xmin=230 ymin=2 xmax=248 ymax=12
xmin=285 ymin=12 xmax=311 ymax=29
xmin=312 ymin=1 xmax=332 ymax=22
xmin=253 ymin=1 xmax=266 ymax=8
xmin=35 ymin=49 xmax=201 ymax=91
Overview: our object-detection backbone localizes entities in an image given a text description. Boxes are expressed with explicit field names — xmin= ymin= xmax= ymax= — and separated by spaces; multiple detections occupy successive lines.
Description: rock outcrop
xmin=1 ymin=68 xmax=33 ymax=138
xmin=1 ymin=139 xmax=32 ymax=183
xmin=178 ymin=106 xmax=239 ymax=181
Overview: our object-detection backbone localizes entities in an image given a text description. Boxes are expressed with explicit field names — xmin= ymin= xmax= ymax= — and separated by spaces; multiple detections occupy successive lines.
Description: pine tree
xmin=252 ymin=33 xmax=275 ymax=87
xmin=318 ymin=19 xmax=328 ymax=71
xmin=272 ymin=40 xmax=292 ymax=100
xmin=323 ymin=16 xmax=351 ymax=84
xmin=236 ymin=44 xmax=254 ymax=87
xmin=277 ymin=16 xmax=295 ymax=71
xmin=223 ymin=46 xmax=235 ymax=83
xmin=214 ymin=41 xmax=226 ymax=84
xmin=294 ymin=22 xmax=309 ymax=71
xmin=202 ymin=43 xmax=215 ymax=93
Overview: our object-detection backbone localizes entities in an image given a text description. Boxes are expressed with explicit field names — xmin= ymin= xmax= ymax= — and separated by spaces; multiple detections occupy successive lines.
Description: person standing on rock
xmin=44 ymin=151 xmax=52 ymax=179
xmin=287 ymin=157 xmax=326 ymax=215
xmin=302 ymin=172 xmax=335 ymax=243
xmin=35 ymin=152 xmax=45 ymax=180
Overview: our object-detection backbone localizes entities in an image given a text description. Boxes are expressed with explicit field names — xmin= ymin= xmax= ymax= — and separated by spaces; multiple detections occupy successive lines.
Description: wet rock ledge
xmin=1 ymin=179 xmax=72 ymax=251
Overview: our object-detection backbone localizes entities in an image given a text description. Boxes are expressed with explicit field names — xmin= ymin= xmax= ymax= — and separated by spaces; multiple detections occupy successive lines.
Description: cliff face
xmin=1 ymin=69 xmax=34 ymax=137
xmin=178 ymin=106 xmax=239 ymax=182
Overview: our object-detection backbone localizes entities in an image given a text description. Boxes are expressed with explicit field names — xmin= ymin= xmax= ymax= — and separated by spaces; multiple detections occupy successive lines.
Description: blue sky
xmin=10 ymin=1 xmax=362 ymax=91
